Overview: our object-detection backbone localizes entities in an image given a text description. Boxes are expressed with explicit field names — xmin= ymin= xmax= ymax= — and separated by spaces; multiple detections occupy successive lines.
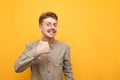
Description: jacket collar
xmin=49 ymin=39 xmax=57 ymax=49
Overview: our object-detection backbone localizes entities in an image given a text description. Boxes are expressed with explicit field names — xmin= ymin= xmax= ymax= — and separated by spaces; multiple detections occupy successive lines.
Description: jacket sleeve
xmin=63 ymin=45 xmax=74 ymax=80
xmin=14 ymin=43 xmax=39 ymax=73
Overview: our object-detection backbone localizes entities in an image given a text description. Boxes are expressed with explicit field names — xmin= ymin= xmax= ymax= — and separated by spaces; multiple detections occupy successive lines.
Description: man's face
xmin=40 ymin=17 xmax=57 ymax=39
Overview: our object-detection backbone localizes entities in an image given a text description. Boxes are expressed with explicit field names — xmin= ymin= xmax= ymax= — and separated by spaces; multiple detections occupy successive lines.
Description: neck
xmin=41 ymin=36 xmax=54 ymax=44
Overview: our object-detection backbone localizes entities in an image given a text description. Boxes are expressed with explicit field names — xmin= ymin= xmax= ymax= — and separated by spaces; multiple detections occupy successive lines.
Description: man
xmin=14 ymin=12 xmax=74 ymax=80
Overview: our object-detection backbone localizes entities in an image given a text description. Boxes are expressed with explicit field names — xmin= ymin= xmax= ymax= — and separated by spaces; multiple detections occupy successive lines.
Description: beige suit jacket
xmin=14 ymin=40 xmax=74 ymax=80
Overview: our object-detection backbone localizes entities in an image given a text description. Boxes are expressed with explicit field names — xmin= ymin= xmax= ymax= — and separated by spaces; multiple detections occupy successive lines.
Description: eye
xmin=53 ymin=23 xmax=57 ymax=27
xmin=46 ymin=23 xmax=51 ymax=27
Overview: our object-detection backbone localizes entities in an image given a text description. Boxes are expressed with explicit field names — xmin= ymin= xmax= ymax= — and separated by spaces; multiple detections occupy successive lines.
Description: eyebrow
xmin=46 ymin=22 xmax=57 ymax=24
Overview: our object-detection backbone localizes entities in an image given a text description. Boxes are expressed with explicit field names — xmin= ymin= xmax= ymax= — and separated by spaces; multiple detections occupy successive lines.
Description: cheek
xmin=41 ymin=27 xmax=48 ymax=31
xmin=43 ymin=28 xmax=51 ymax=34
xmin=55 ymin=28 xmax=57 ymax=31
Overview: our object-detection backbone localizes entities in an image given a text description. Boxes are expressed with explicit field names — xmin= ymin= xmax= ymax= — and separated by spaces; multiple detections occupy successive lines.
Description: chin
xmin=45 ymin=35 xmax=55 ymax=39
xmin=48 ymin=36 xmax=55 ymax=39
xmin=47 ymin=35 xmax=56 ymax=39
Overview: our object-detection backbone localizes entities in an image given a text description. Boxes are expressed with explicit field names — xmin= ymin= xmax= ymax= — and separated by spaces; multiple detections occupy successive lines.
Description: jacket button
xmin=48 ymin=71 xmax=51 ymax=73
xmin=48 ymin=60 xmax=50 ymax=63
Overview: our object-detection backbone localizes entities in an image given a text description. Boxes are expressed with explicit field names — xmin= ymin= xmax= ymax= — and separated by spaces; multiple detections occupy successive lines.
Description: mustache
xmin=47 ymin=29 xmax=56 ymax=33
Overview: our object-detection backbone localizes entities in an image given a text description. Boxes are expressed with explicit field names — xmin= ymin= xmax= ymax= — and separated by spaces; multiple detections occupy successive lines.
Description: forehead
xmin=43 ymin=17 xmax=57 ymax=23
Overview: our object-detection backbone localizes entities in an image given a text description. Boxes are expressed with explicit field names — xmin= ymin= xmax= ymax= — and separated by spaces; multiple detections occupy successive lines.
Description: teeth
xmin=48 ymin=30 xmax=55 ymax=33
xmin=50 ymin=31 xmax=54 ymax=33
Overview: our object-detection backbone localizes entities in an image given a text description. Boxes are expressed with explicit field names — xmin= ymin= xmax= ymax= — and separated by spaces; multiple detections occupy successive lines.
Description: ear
xmin=39 ymin=25 xmax=42 ymax=31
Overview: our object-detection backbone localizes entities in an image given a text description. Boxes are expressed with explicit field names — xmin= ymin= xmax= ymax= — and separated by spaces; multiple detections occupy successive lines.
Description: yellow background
xmin=0 ymin=0 xmax=120 ymax=80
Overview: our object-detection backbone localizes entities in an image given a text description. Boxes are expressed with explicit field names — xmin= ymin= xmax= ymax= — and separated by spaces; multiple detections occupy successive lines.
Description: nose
xmin=51 ymin=24 xmax=55 ymax=29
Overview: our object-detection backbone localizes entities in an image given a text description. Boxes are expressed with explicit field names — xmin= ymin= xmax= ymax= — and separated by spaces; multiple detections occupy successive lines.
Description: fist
xmin=37 ymin=40 xmax=50 ymax=55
